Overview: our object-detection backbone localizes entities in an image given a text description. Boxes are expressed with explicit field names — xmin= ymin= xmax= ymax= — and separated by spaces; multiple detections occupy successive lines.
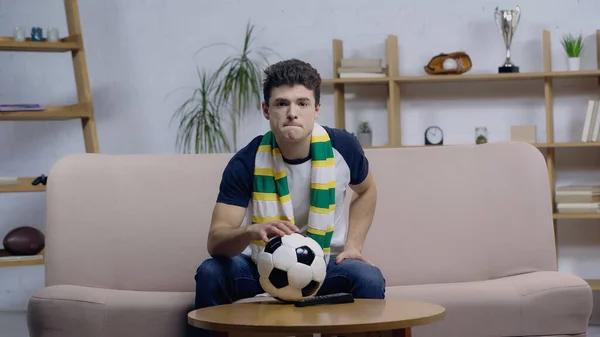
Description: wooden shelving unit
xmin=324 ymin=30 xmax=600 ymax=290
xmin=0 ymin=0 xmax=99 ymax=267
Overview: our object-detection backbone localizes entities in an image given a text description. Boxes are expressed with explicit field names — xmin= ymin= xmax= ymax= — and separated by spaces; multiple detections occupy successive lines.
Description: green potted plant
xmin=561 ymin=33 xmax=585 ymax=71
xmin=171 ymin=22 xmax=275 ymax=153
xmin=356 ymin=121 xmax=372 ymax=147
xmin=475 ymin=127 xmax=488 ymax=144
xmin=171 ymin=69 xmax=230 ymax=154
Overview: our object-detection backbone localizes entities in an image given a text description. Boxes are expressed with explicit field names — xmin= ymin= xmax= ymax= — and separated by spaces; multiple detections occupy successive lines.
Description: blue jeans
xmin=190 ymin=254 xmax=386 ymax=336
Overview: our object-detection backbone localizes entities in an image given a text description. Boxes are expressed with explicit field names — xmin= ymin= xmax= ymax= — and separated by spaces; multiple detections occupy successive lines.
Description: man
xmin=193 ymin=59 xmax=385 ymax=333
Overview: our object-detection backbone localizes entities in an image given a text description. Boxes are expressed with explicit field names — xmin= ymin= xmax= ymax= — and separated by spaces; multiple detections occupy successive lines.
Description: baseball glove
xmin=424 ymin=51 xmax=472 ymax=75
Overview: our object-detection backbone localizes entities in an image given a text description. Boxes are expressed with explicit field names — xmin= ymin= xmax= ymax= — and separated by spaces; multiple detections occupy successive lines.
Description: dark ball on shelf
xmin=3 ymin=226 xmax=45 ymax=255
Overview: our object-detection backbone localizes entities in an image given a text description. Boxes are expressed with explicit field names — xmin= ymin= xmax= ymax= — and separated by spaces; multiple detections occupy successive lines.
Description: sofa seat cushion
xmin=28 ymin=285 xmax=194 ymax=337
xmin=385 ymin=271 xmax=591 ymax=337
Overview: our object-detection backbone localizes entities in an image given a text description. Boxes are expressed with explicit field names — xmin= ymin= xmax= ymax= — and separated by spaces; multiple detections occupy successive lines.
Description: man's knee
xmin=195 ymin=258 xmax=224 ymax=280
xmin=194 ymin=257 xmax=233 ymax=309
xmin=194 ymin=256 xmax=235 ymax=286
xmin=338 ymin=259 xmax=386 ymax=298
xmin=356 ymin=262 xmax=386 ymax=290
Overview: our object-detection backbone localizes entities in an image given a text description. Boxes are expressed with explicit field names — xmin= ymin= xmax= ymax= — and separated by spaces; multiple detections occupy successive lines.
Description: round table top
xmin=188 ymin=298 xmax=445 ymax=334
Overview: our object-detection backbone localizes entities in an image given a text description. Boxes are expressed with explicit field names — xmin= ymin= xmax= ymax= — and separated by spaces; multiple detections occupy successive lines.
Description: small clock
xmin=425 ymin=126 xmax=443 ymax=145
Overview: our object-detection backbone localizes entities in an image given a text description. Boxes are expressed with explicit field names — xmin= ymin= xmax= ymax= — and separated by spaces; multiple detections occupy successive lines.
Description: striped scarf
xmin=250 ymin=123 xmax=336 ymax=264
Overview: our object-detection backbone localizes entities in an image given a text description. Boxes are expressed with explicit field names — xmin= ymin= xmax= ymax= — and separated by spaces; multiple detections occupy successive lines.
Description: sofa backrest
xmin=43 ymin=141 xmax=556 ymax=292
xmin=359 ymin=142 xmax=556 ymax=286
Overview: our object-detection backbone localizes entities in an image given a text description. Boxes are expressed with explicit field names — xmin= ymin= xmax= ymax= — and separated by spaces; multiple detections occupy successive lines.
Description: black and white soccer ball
xmin=257 ymin=233 xmax=327 ymax=302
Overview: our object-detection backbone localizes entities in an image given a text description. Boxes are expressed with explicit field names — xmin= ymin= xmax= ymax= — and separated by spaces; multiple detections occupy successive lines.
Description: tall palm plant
xmin=172 ymin=22 xmax=274 ymax=153
xmin=171 ymin=69 xmax=230 ymax=154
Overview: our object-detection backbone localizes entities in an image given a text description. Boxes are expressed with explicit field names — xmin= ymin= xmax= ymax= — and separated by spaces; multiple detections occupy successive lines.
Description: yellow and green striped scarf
xmin=250 ymin=123 xmax=336 ymax=264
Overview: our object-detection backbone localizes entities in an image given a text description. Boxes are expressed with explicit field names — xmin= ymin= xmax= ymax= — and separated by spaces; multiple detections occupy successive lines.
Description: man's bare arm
xmin=206 ymin=203 xmax=253 ymax=258
xmin=207 ymin=202 xmax=300 ymax=258
xmin=346 ymin=170 xmax=377 ymax=252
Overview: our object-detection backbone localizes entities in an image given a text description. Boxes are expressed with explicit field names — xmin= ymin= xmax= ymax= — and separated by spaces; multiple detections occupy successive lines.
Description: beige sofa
xmin=27 ymin=141 xmax=592 ymax=337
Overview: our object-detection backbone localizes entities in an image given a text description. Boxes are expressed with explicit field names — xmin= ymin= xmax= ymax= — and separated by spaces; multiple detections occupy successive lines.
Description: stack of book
xmin=338 ymin=58 xmax=386 ymax=78
xmin=556 ymin=185 xmax=600 ymax=214
xmin=581 ymin=99 xmax=600 ymax=142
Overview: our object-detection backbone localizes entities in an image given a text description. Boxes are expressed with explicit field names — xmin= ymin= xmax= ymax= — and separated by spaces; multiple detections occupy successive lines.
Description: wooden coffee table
xmin=188 ymin=297 xmax=445 ymax=336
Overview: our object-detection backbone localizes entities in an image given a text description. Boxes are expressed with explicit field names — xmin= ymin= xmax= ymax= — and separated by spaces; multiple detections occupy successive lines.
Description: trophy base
xmin=498 ymin=65 xmax=519 ymax=73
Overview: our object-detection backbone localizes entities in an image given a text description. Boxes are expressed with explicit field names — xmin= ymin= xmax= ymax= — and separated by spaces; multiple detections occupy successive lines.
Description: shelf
xmin=394 ymin=70 xmax=600 ymax=83
xmin=0 ymin=177 xmax=46 ymax=193
xmin=0 ymin=249 xmax=44 ymax=267
xmin=322 ymin=70 xmax=600 ymax=85
xmin=585 ymin=279 xmax=600 ymax=290
xmin=553 ymin=213 xmax=600 ymax=219
xmin=363 ymin=142 xmax=600 ymax=149
xmin=0 ymin=103 xmax=90 ymax=121
xmin=0 ymin=256 xmax=44 ymax=268
xmin=550 ymin=70 xmax=600 ymax=79
xmin=322 ymin=77 xmax=389 ymax=85
xmin=0 ymin=35 xmax=80 ymax=52
xmin=536 ymin=142 xmax=600 ymax=148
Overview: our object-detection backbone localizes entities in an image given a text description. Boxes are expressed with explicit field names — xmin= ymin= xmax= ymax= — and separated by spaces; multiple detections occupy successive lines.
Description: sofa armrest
xmin=27 ymin=285 xmax=195 ymax=337
xmin=508 ymin=271 xmax=592 ymax=335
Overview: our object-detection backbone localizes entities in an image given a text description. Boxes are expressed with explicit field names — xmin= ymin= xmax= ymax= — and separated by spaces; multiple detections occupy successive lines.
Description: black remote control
xmin=294 ymin=293 xmax=354 ymax=307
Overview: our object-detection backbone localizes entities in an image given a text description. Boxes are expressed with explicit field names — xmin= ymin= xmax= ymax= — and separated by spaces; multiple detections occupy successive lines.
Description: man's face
xmin=262 ymin=84 xmax=320 ymax=143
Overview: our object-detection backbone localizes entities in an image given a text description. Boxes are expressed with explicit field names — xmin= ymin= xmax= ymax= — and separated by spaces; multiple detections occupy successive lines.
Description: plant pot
xmin=357 ymin=132 xmax=372 ymax=147
xmin=568 ymin=57 xmax=581 ymax=71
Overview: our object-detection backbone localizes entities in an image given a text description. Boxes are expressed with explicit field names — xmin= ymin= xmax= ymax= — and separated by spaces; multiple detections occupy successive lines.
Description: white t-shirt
xmin=216 ymin=125 xmax=370 ymax=257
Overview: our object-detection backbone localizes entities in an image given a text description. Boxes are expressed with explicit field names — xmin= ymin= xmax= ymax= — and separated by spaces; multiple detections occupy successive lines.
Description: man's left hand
xmin=335 ymin=247 xmax=374 ymax=265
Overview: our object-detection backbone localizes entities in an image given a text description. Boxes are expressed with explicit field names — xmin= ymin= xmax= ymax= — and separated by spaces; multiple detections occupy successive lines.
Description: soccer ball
xmin=257 ymin=233 xmax=327 ymax=302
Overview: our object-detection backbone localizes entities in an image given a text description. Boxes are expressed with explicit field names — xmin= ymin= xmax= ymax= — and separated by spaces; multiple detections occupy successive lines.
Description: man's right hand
xmin=208 ymin=203 xmax=300 ymax=257
xmin=248 ymin=220 xmax=300 ymax=243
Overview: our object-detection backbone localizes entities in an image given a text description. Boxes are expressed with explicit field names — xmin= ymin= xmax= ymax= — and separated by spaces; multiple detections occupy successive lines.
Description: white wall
xmin=1 ymin=0 xmax=599 ymax=311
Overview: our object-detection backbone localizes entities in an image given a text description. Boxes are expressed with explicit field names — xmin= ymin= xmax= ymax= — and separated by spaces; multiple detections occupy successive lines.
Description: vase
xmin=357 ymin=132 xmax=372 ymax=147
xmin=13 ymin=26 xmax=25 ymax=42
xmin=568 ymin=57 xmax=580 ymax=71
xmin=47 ymin=27 xmax=59 ymax=42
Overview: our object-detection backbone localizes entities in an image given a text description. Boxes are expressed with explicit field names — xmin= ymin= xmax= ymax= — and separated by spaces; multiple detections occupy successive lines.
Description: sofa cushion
xmin=28 ymin=285 xmax=194 ymax=337
xmin=385 ymin=271 xmax=591 ymax=337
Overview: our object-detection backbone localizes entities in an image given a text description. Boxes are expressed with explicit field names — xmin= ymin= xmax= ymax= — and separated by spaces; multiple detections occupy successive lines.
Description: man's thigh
xmin=195 ymin=254 xmax=259 ymax=280
xmin=316 ymin=258 xmax=386 ymax=299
